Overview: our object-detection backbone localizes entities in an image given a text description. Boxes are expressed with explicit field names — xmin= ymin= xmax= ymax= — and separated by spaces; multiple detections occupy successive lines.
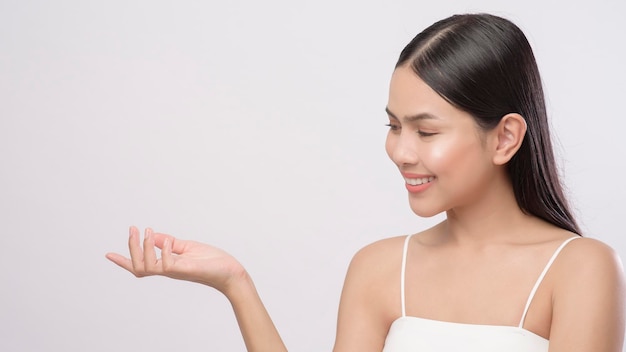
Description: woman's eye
xmin=417 ymin=131 xmax=437 ymax=137
xmin=385 ymin=123 xmax=400 ymax=131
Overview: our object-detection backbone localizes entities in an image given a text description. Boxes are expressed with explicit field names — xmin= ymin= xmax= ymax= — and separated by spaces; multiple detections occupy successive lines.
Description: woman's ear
xmin=492 ymin=113 xmax=527 ymax=165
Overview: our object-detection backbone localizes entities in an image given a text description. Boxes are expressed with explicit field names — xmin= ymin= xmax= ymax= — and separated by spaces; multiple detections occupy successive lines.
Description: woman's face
xmin=385 ymin=65 xmax=497 ymax=217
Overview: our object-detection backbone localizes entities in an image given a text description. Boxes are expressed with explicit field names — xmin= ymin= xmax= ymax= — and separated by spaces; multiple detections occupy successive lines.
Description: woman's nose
xmin=390 ymin=134 xmax=419 ymax=167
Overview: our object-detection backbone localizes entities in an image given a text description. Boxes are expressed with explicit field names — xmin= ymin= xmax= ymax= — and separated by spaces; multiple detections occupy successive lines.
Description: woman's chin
xmin=408 ymin=202 xmax=444 ymax=218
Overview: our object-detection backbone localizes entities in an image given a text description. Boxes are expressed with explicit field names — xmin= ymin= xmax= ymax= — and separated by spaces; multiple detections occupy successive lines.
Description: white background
xmin=1 ymin=0 xmax=625 ymax=351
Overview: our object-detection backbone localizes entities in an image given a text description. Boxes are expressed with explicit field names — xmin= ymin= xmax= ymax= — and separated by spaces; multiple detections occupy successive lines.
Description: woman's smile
xmin=402 ymin=173 xmax=436 ymax=193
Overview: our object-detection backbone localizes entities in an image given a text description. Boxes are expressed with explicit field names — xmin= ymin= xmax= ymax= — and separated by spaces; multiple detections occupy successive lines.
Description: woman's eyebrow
xmin=385 ymin=107 xmax=439 ymax=122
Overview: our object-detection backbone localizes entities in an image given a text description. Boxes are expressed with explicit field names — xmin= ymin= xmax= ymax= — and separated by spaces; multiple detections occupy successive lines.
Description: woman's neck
xmin=441 ymin=176 xmax=540 ymax=246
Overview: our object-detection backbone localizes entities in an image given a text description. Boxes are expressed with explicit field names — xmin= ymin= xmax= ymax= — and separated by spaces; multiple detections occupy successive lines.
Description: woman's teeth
xmin=404 ymin=176 xmax=435 ymax=185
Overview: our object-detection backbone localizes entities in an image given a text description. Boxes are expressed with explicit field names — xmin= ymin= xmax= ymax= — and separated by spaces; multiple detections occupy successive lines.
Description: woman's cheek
xmin=426 ymin=141 xmax=453 ymax=171
xmin=428 ymin=135 xmax=479 ymax=172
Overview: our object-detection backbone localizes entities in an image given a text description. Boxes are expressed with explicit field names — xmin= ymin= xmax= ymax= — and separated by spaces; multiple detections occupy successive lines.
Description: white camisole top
xmin=382 ymin=235 xmax=579 ymax=352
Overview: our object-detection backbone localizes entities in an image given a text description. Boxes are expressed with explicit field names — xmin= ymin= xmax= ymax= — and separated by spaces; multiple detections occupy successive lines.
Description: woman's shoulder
xmin=339 ymin=234 xmax=420 ymax=325
xmin=550 ymin=235 xmax=624 ymax=319
xmin=547 ymin=235 xmax=625 ymax=349
xmin=345 ymin=228 xmax=436 ymax=282
xmin=552 ymin=235 xmax=624 ymax=284
xmin=553 ymin=235 xmax=620 ymax=267
xmin=347 ymin=223 xmax=447 ymax=273
xmin=523 ymin=224 xmax=624 ymax=290
xmin=352 ymin=235 xmax=407 ymax=262
xmin=344 ymin=235 xmax=407 ymax=284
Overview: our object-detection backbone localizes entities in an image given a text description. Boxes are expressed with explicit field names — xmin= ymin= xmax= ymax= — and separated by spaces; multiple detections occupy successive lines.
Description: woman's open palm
xmin=106 ymin=226 xmax=246 ymax=294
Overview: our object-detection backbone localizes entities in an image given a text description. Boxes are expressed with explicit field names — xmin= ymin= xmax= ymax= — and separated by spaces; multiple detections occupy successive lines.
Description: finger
xmin=153 ymin=233 xmax=186 ymax=254
xmin=143 ymin=228 xmax=159 ymax=273
xmin=128 ymin=226 xmax=145 ymax=275
xmin=105 ymin=252 xmax=135 ymax=273
xmin=161 ymin=237 xmax=174 ymax=272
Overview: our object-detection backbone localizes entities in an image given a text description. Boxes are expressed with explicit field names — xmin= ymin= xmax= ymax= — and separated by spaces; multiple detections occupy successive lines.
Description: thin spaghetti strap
xmin=400 ymin=234 xmax=413 ymax=317
xmin=518 ymin=236 xmax=580 ymax=328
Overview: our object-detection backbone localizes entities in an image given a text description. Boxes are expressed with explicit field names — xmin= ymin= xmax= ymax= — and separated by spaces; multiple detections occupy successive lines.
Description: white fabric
xmin=382 ymin=235 xmax=579 ymax=352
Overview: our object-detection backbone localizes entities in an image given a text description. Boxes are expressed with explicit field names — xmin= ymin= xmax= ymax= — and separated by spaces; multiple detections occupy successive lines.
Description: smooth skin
xmin=106 ymin=226 xmax=288 ymax=352
xmin=107 ymin=65 xmax=625 ymax=352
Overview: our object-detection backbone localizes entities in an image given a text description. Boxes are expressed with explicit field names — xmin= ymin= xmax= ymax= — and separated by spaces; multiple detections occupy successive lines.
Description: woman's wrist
xmin=221 ymin=268 xmax=256 ymax=303
xmin=221 ymin=269 xmax=287 ymax=352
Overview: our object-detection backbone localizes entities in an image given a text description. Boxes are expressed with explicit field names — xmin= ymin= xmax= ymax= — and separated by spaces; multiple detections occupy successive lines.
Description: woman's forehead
xmin=387 ymin=66 xmax=461 ymax=121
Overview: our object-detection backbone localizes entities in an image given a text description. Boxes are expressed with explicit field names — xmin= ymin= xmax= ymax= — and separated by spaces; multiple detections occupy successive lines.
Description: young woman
xmin=106 ymin=13 xmax=625 ymax=351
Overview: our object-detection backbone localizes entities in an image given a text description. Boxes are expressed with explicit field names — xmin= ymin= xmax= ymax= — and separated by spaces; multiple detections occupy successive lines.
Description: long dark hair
xmin=397 ymin=13 xmax=581 ymax=235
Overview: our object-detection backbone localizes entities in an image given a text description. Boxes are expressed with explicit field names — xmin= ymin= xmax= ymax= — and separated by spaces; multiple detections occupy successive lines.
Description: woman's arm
xmin=548 ymin=238 xmax=625 ymax=352
xmin=106 ymin=226 xmax=287 ymax=352
xmin=333 ymin=238 xmax=404 ymax=352
xmin=226 ymin=275 xmax=287 ymax=352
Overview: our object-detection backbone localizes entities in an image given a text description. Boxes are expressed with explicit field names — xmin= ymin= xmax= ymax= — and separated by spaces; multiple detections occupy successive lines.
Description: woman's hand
xmin=106 ymin=226 xmax=247 ymax=295
xmin=106 ymin=226 xmax=288 ymax=352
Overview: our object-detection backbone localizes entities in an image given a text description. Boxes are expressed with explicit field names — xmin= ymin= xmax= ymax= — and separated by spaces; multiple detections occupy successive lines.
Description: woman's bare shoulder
xmin=349 ymin=225 xmax=443 ymax=268
xmin=351 ymin=235 xmax=407 ymax=263
xmin=554 ymin=236 xmax=623 ymax=277
xmin=551 ymin=236 xmax=625 ymax=297
xmin=342 ymin=235 xmax=407 ymax=291
xmin=548 ymin=236 xmax=625 ymax=350
xmin=345 ymin=228 xmax=438 ymax=290
xmin=334 ymin=234 xmax=414 ymax=351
